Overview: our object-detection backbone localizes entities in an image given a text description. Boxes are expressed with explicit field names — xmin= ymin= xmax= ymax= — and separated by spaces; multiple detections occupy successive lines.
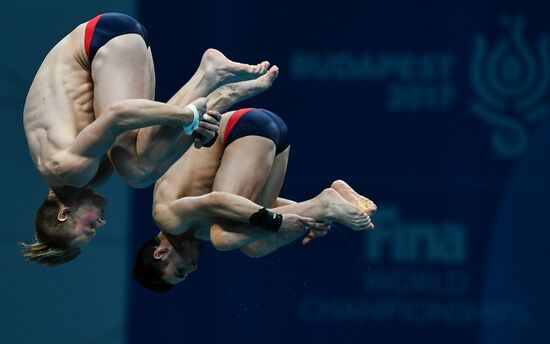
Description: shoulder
xmin=41 ymin=150 xmax=99 ymax=187
xmin=152 ymin=204 xmax=182 ymax=235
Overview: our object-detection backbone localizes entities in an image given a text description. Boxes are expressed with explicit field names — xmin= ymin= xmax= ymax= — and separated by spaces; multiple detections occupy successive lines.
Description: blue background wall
xmin=129 ymin=0 xmax=550 ymax=343
xmin=1 ymin=0 xmax=548 ymax=343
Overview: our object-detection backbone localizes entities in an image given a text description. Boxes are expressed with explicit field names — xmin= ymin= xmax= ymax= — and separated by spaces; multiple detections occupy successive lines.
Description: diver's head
xmin=20 ymin=187 xmax=107 ymax=266
xmin=132 ymin=232 xmax=201 ymax=292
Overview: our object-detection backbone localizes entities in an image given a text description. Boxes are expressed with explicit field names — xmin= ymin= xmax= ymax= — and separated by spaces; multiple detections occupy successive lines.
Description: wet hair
xmin=19 ymin=193 xmax=80 ymax=266
xmin=132 ymin=236 xmax=174 ymax=293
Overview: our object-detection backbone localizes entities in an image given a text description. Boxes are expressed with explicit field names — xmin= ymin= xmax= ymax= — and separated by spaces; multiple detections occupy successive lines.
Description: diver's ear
xmin=153 ymin=247 xmax=170 ymax=260
xmin=57 ymin=207 xmax=71 ymax=222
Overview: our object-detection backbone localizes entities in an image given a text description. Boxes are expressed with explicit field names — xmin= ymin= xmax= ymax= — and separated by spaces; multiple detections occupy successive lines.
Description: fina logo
xmin=364 ymin=206 xmax=467 ymax=265
xmin=470 ymin=15 xmax=550 ymax=159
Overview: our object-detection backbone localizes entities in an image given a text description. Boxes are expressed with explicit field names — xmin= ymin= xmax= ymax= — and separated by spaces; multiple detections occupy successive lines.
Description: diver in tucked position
xmin=21 ymin=13 xmax=279 ymax=265
xmin=133 ymin=108 xmax=377 ymax=292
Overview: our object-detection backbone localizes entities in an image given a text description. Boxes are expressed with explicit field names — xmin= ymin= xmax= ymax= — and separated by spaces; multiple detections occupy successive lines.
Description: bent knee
xmin=113 ymin=163 xmax=156 ymax=189
xmin=211 ymin=238 xmax=237 ymax=252
xmin=109 ymin=145 xmax=160 ymax=189
xmin=210 ymin=226 xmax=239 ymax=252
xmin=121 ymin=168 xmax=158 ymax=189
xmin=239 ymin=244 xmax=272 ymax=259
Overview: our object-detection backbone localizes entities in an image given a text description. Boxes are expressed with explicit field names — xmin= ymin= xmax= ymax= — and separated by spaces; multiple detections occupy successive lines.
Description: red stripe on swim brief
xmin=84 ymin=14 xmax=103 ymax=60
xmin=223 ymin=108 xmax=255 ymax=144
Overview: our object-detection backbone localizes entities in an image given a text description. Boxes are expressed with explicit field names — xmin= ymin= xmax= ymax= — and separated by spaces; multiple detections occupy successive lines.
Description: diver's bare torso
xmin=23 ymin=23 xmax=98 ymax=187
xmin=153 ymin=113 xmax=235 ymax=239
xmin=23 ymin=20 xmax=155 ymax=188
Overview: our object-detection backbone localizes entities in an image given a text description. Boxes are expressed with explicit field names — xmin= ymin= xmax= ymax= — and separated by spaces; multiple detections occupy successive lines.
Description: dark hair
xmin=19 ymin=193 xmax=80 ymax=266
xmin=132 ymin=236 xmax=174 ymax=293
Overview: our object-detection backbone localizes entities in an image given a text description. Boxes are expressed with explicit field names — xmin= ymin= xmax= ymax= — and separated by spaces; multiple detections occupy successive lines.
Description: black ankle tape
xmin=249 ymin=208 xmax=283 ymax=232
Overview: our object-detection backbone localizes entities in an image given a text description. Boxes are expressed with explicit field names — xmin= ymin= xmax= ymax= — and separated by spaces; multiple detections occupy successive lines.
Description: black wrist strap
xmin=191 ymin=132 xmax=218 ymax=148
xmin=202 ymin=132 xmax=218 ymax=148
xmin=249 ymin=208 xmax=283 ymax=232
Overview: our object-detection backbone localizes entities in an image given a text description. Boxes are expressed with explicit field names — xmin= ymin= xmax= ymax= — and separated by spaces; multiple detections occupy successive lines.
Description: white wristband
xmin=183 ymin=104 xmax=200 ymax=135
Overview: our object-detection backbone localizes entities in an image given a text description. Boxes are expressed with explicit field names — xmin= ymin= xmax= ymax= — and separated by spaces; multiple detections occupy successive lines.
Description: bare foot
xmin=331 ymin=180 xmax=377 ymax=215
xmin=200 ymin=49 xmax=271 ymax=90
xmin=317 ymin=188 xmax=372 ymax=231
xmin=206 ymin=65 xmax=279 ymax=113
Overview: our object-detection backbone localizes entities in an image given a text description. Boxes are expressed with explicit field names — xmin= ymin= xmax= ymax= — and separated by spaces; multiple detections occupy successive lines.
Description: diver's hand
xmin=279 ymin=214 xmax=319 ymax=233
xmin=193 ymin=110 xmax=221 ymax=148
xmin=302 ymin=221 xmax=331 ymax=245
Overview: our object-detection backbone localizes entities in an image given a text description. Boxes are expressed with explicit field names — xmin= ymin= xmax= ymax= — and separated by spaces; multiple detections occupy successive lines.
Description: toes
xmin=369 ymin=203 xmax=378 ymax=213
xmin=245 ymin=61 xmax=270 ymax=75
xmin=257 ymin=66 xmax=279 ymax=87
xmin=252 ymin=62 xmax=262 ymax=74
xmin=265 ymin=65 xmax=279 ymax=76
xmin=259 ymin=61 xmax=270 ymax=74
xmin=239 ymin=62 xmax=256 ymax=74
xmin=331 ymin=179 xmax=346 ymax=189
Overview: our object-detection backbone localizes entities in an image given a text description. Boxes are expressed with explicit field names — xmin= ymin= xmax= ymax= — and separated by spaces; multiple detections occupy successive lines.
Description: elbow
xmin=107 ymin=101 xmax=128 ymax=117
xmin=104 ymin=101 xmax=130 ymax=132
xmin=206 ymin=191 xmax=224 ymax=207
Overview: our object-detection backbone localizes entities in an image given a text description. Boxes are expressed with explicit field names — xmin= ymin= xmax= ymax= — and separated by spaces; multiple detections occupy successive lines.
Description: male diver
xmin=133 ymin=108 xmax=377 ymax=292
xmin=21 ymin=13 xmax=278 ymax=265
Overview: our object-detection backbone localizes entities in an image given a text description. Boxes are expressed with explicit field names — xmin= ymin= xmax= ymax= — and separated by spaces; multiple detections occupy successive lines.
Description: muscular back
xmin=23 ymin=23 xmax=99 ymax=187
